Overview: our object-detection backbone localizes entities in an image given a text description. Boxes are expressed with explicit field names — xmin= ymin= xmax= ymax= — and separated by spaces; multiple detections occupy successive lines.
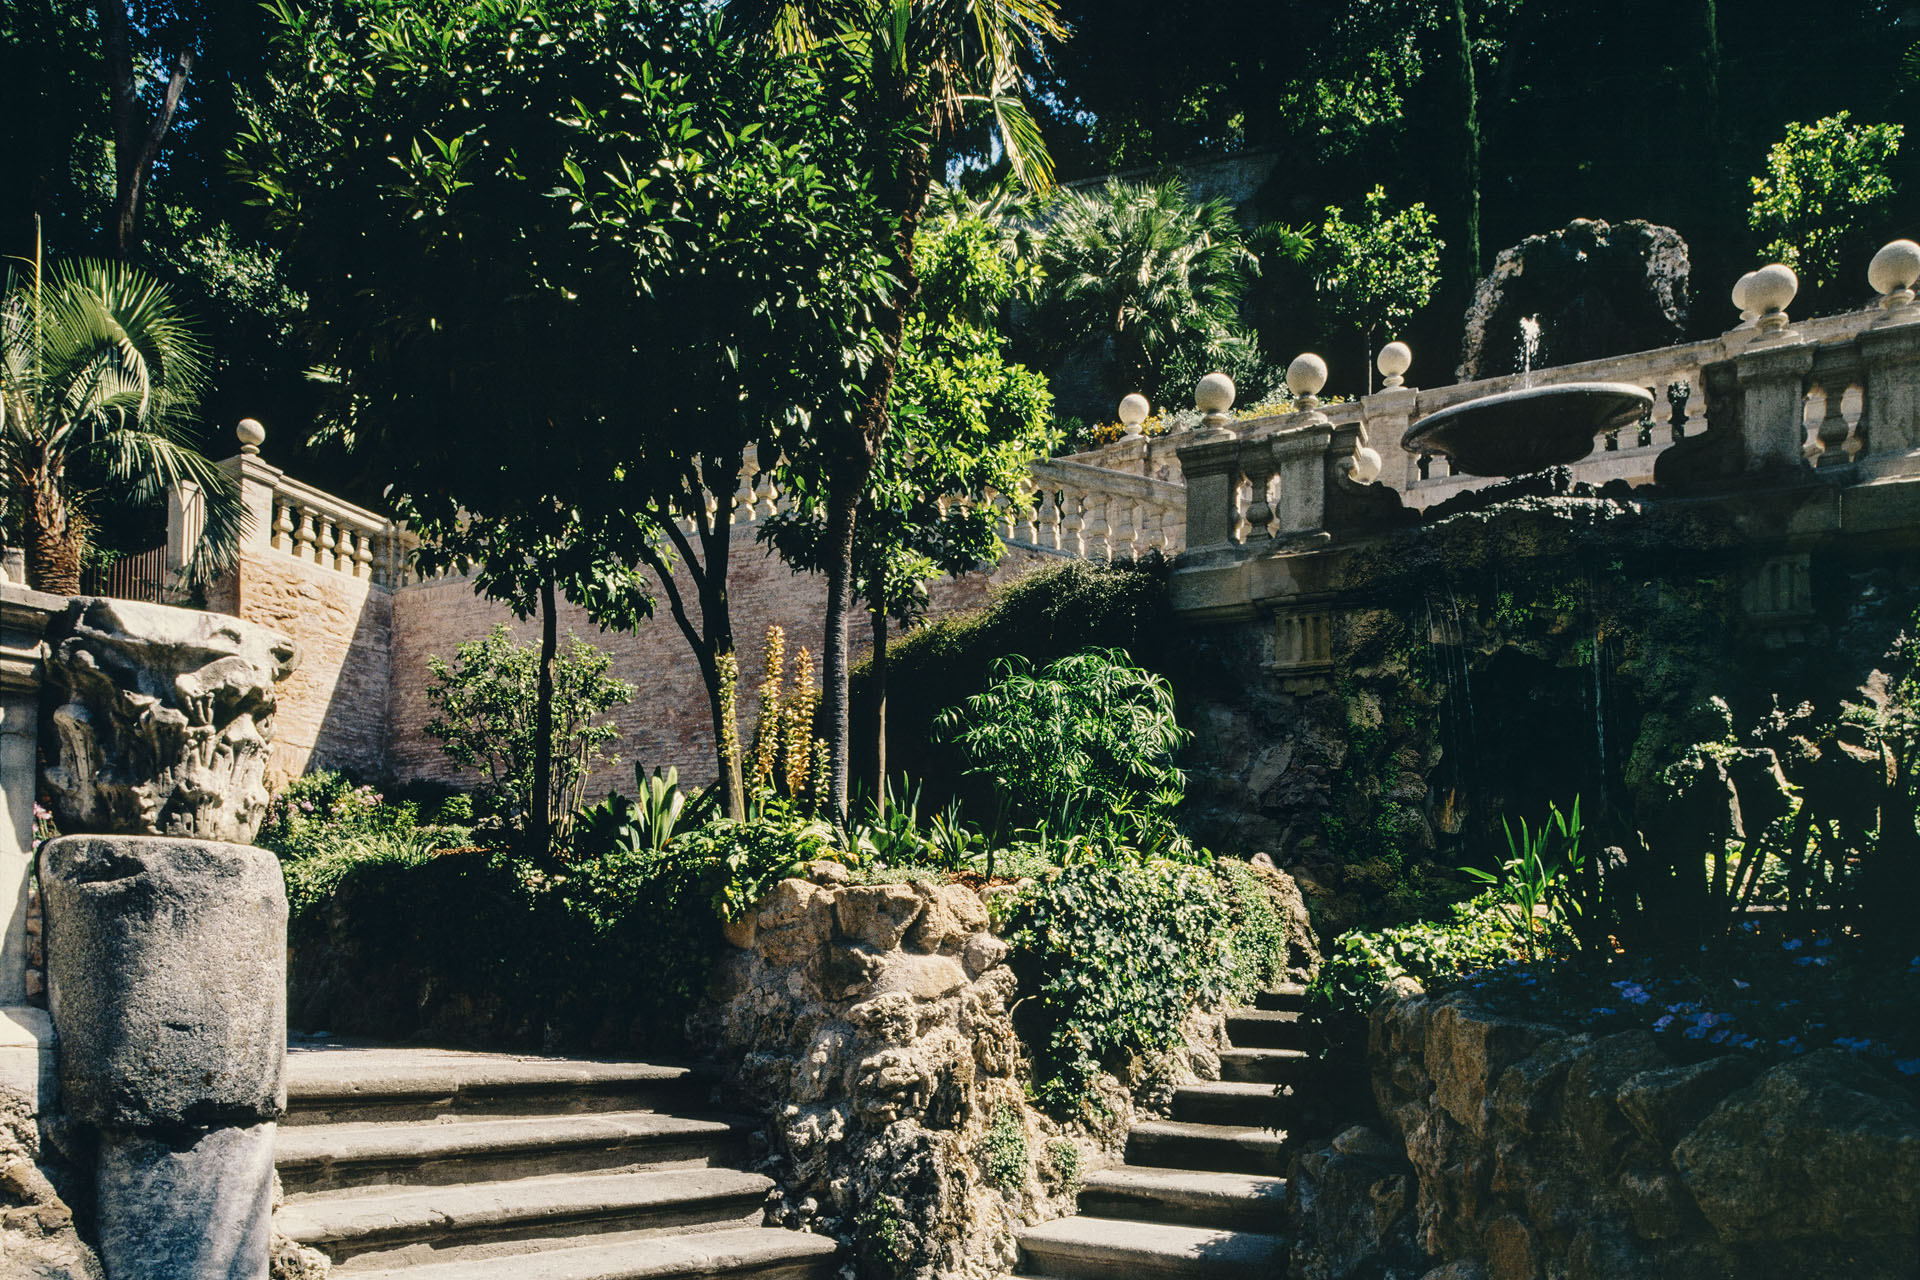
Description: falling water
xmin=1518 ymin=316 xmax=1544 ymax=388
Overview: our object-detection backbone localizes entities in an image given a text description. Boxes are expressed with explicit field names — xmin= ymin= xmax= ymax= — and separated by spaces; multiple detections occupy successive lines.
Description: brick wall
xmin=373 ymin=540 xmax=1056 ymax=800
xmin=225 ymin=549 xmax=394 ymax=784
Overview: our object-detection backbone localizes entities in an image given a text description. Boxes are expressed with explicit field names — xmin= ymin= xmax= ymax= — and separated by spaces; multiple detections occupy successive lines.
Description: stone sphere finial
xmin=1749 ymin=263 xmax=1798 ymax=332
xmin=1286 ymin=353 xmax=1328 ymax=411
xmin=1731 ymin=271 xmax=1759 ymax=327
xmin=236 ymin=418 xmax=266 ymax=456
xmin=1377 ymin=341 xmax=1412 ymax=389
xmin=1195 ymin=371 xmax=1236 ymax=416
xmin=1869 ymin=239 xmax=1920 ymax=309
xmin=1350 ymin=443 xmax=1383 ymax=484
xmin=1118 ymin=393 xmax=1150 ymax=436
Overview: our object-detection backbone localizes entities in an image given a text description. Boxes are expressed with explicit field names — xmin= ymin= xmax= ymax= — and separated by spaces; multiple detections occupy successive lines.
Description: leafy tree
xmin=764 ymin=211 xmax=1054 ymax=806
xmin=1749 ymin=112 xmax=1904 ymax=297
xmin=1031 ymin=177 xmax=1261 ymax=414
xmin=0 ymin=250 xmax=244 ymax=592
xmin=240 ymin=0 xmax=884 ymax=833
xmin=728 ymin=0 xmax=1068 ymax=830
xmin=1311 ymin=186 xmax=1443 ymax=389
xmin=424 ymin=625 xmax=633 ymax=840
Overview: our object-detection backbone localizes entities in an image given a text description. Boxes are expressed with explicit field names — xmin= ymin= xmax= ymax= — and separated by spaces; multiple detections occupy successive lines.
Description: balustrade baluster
xmin=1083 ymin=495 xmax=1111 ymax=560
xmin=294 ymin=508 xmax=318 ymax=562
xmin=354 ymin=532 xmax=373 ymax=579
xmin=1060 ymin=491 xmax=1084 ymax=557
xmin=271 ymin=501 xmax=294 ymax=554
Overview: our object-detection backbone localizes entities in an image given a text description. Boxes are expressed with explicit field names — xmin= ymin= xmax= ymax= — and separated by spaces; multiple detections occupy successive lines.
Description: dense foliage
xmin=1003 ymin=858 xmax=1292 ymax=1113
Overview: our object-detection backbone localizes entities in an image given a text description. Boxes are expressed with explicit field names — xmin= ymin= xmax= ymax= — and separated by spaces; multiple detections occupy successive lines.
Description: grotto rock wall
xmin=697 ymin=869 xmax=1226 ymax=1280
xmin=1284 ymin=991 xmax=1920 ymax=1280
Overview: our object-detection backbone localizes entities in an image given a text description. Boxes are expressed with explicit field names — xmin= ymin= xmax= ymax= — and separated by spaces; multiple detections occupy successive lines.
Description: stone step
xmin=1017 ymin=1215 xmax=1286 ymax=1280
xmin=277 ymin=1111 xmax=752 ymax=1194
xmin=284 ymin=1044 xmax=704 ymax=1126
xmin=1217 ymin=1048 xmax=1312 ymax=1086
xmin=1251 ymin=984 xmax=1308 ymax=1013
xmin=280 ymin=1168 xmax=773 ymax=1269
xmin=1076 ymin=1166 xmax=1287 ymax=1233
xmin=1223 ymin=1009 xmax=1311 ymax=1051
xmin=339 ymin=1224 xmax=840 ymax=1280
xmin=1125 ymin=1121 xmax=1292 ymax=1177
xmin=1169 ymin=1081 xmax=1297 ymax=1128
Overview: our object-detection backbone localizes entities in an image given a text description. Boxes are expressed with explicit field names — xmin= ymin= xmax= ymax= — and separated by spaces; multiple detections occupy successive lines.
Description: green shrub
xmin=851 ymin=558 xmax=1178 ymax=809
xmin=979 ymin=1104 xmax=1029 ymax=1193
xmin=1217 ymin=861 xmax=1291 ymax=1004
xmin=1308 ymin=892 xmax=1522 ymax=1025
xmin=423 ymin=625 xmax=633 ymax=834
xmin=1003 ymin=859 xmax=1235 ymax=1112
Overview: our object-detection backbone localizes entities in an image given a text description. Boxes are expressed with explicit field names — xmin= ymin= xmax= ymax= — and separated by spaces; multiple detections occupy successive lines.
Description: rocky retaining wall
xmin=1285 ymin=989 xmax=1920 ymax=1280
xmin=697 ymin=867 xmax=1226 ymax=1280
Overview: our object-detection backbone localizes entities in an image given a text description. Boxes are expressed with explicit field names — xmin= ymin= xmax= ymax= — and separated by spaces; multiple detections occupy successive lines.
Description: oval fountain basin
xmin=1402 ymin=381 xmax=1654 ymax=478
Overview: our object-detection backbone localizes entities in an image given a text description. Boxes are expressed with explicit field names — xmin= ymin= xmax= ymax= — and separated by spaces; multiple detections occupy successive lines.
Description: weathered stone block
xmin=95 ymin=1122 xmax=274 ymax=1280
xmin=40 ymin=836 xmax=287 ymax=1131
xmin=832 ymin=884 xmax=922 ymax=950
xmin=1614 ymin=1055 xmax=1759 ymax=1150
xmin=40 ymin=599 xmax=295 ymax=844
xmin=1672 ymin=1049 xmax=1920 ymax=1247
xmin=752 ymin=879 xmax=833 ymax=967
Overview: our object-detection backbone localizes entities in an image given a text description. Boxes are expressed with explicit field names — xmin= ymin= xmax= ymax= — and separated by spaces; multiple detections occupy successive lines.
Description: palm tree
xmin=726 ymin=0 xmax=1067 ymax=829
xmin=1 ymin=249 xmax=244 ymax=595
xmin=1035 ymin=177 xmax=1260 ymax=400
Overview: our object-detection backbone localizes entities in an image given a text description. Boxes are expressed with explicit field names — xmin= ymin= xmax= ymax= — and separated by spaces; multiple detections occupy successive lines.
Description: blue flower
xmin=1834 ymin=1036 xmax=1874 ymax=1053
xmin=1895 ymin=1059 xmax=1920 ymax=1077
xmin=1709 ymin=1029 xmax=1729 ymax=1044
xmin=1794 ymin=956 xmax=1831 ymax=968
xmin=1731 ymin=978 xmax=1750 ymax=990
xmin=1683 ymin=1024 xmax=1710 ymax=1040
xmin=1782 ymin=939 xmax=1805 ymax=952
xmin=1591 ymin=1008 xmax=1618 ymax=1018
xmin=1740 ymin=921 xmax=1758 ymax=933
xmin=1653 ymin=1015 xmax=1676 ymax=1032
xmin=1612 ymin=982 xmax=1651 ymax=1005
xmin=1778 ymin=1036 xmax=1802 ymax=1051
xmin=1816 ymin=937 xmax=1832 ymax=948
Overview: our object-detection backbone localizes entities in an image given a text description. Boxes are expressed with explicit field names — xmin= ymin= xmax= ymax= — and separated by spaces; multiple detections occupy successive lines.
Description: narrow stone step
xmin=280 ymin=1168 xmax=772 ymax=1268
xmin=339 ymin=1224 xmax=839 ymax=1280
xmin=1077 ymin=1166 xmax=1287 ymax=1233
xmin=1169 ymin=1080 xmax=1298 ymax=1128
xmin=1126 ymin=1120 xmax=1292 ymax=1177
xmin=1251 ymin=984 xmax=1308 ymax=1012
xmin=277 ymin=1111 xmax=751 ymax=1194
xmin=1018 ymin=1215 xmax=1286 ymax=1280
xmin=1217 ymin=1047 xmax=1312 ymax=1086
xmin=284 ymin=1045 xmax=703 ymax=1125
xmin=1223 ymin=1009 xmax=1311 ymax=1051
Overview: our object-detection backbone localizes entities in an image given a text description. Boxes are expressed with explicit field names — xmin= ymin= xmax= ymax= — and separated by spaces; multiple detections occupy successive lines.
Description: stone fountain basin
xmin=1403 ymin=381 xmax=1654 ymax=478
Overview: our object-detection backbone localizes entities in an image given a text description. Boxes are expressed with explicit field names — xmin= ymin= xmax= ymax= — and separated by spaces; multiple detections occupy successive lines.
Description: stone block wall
xmin=1283 ymin=990 xmax=1920 ymax=1280
xmin=697 ymin=866 xmax=1227 ymax=1280
xmin=217 ymin=550 xmax=394 ymax=786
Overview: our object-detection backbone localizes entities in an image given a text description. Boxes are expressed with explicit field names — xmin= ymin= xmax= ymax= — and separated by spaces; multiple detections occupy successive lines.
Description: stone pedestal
xmin=0 ymin=585 xmax=62 ymax=1116
xmin=96 ymin=1123 xmax=277 ymax=1280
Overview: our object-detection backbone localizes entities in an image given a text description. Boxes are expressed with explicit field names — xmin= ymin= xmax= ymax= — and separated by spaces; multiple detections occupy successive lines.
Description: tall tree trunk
xmin=21 ymin=469 xmax=82 ymax=595
xmin=821 ymin=465 xmax=868 ymax=832
xmin=96 ymin=0 xmax=192 ymax=257
xmin=531 ymin=574 xmax=557 ymax=856
xmin=1446 ymin=0 xmax=1482 ymax=281
xmin=870 ymin=601 xmax=889 ymax=817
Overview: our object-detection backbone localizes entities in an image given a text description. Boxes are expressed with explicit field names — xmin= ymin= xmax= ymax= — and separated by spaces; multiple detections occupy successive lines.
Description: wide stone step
xmin=1125 ymin=1121 xmax=1292 ymax=1177
xmin=1217 ymin=1048 xmax=1312 ymax=1086
xmin=277 ymin=1111 xmax=752 ymax=1194
xmin=1251 ymin=984 xmax=1308 ymax=1013
xmin=280 ymin=1168 xmax=772 ymax=1268
xmin=1223 ymin=1009 xmax=1311 ymax=1051
xmin=340 ymin=1224 xmax=839 ymax=1280
xmin=284 ymin=1044 xmax=704 ymax=1125
xmin=1017 ymin=1215 xmax=1285 ymax=1280
xmin=1076 ymin=1166 xmax=1287 ymax=1233
xmin=1169 ymin=1080 xmax=1297 ymax=1128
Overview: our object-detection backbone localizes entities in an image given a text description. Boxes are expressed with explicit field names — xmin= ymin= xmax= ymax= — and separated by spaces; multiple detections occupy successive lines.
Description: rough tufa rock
xmin=1457 ymin=218 xmax=1690 ymax=382
xmin=0 ymin=1085 xmax=103 ymax=1280
xmin=41 ymin=598 xmax=296 ymax=844
xmin=40 ymin=835 xmax=288 ymax=1133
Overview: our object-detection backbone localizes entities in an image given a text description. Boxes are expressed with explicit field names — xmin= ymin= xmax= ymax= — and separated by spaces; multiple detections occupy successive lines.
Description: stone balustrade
xmin=1011 ymin=458 xmax=1186 ymax=560
xmin=1174 ymin=243 xmax=1920 ymax=557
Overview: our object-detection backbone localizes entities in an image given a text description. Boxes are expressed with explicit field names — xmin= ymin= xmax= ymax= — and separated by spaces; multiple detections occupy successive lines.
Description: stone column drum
xmin=36 ymin=598 xmax=295 ymax=1280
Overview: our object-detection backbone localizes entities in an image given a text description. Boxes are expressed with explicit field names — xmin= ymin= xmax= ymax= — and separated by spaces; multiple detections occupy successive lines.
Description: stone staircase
xmin=274 ymin=1044 xmax=839 ymax=1280
xmin=1012 ymin=984 xmax=1312 ymax=1279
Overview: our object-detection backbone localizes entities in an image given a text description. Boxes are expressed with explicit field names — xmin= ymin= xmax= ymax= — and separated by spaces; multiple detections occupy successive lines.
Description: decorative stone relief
xmin=40 ymin=598 xmax=296 ymax=844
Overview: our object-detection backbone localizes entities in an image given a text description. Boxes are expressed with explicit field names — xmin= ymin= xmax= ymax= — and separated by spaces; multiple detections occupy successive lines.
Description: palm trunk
xmin=1446 ymin=0 xmax=1482 ymax=280
xmin=870 ymin=601 xmax=889 ymax=817
xmin=531 ymin=575 xmax=557 ymax=856
xmin=22 ymin=473 xmax=82 ymax=595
